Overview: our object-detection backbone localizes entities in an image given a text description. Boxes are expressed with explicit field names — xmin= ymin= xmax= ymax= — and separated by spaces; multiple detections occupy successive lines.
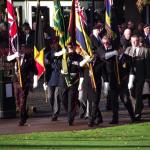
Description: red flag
xmin=7 ymin=0 xmax=18 ymax=55
xmin=7 ymin=0 xmax=23 ymax=87
xmin=66 ymin=0 xmax=76 ymax=45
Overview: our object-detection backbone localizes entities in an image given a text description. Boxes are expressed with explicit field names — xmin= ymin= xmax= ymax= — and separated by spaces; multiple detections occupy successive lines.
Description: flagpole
xmin=15 ymin=4 xmax=23 ymax=87
xmin=112 ymin=0 xmax=121 ymax=85
xmin=115 ymin=56 xmax=120 ymax=85
xmin=37 ymin=0 xmax=40 ymax=6
xmin=16 ymin=35 xmax=23 ymax=88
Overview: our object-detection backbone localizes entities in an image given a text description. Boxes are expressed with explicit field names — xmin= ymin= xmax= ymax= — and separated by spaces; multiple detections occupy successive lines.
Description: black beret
xmin=143 ymin=24 xmax=150 ymax=28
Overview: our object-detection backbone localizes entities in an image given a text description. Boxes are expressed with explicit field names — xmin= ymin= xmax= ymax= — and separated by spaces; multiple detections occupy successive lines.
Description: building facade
xmin=13 ymin=0 xmax=104 ymax=28
xmin=0 ymin=0 xmax=149 ymax=27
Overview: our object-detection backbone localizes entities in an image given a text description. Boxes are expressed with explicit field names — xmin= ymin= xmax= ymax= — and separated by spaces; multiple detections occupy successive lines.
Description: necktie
xmin=96 ymin=36 xmax=100 ymax=43
xmin=146 ymin=35 xmax=150 ymax=42
xmin=133 ymin=48 xmax=136 ymax=57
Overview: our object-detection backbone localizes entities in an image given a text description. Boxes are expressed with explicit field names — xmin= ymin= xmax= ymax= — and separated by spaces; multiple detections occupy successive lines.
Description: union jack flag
xmin=7 ymin=0 xmax=18 ymax=54
xmin=75 ymin=0 xmax=86 ymax=28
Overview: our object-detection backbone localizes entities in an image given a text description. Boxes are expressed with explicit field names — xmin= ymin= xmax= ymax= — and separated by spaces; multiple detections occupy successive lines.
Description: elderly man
xmin=97 ymin=35 xmax=135 ymax=124
xmin=125 ymin=35 xmax=150 ymax=121
xmin=120 ymin=28 xmax=132 ymax=49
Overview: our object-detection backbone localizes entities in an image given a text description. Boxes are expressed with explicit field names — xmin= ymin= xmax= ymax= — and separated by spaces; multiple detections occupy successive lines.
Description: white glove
xmin=105 ymin=50 xmax=118 ymax=60
xmin=78 ymin=90 xmax=83 ymax=101
xmin=33 ymin=75 xmax=38 ymax=88
xmin=128 ymin=74 xmax=135 ymax=89
xmin=43 ymin=82 xmax=48 ymax=91
xmin=113 ymin=50 xmax=118 ymax=56
xmin=78 ymin=77 xmax=84 ymax=91
xmin=54 ymin=48 xmax=67 ymax=57
xmin=103 ymin=82 xmax=109 ymax=95
xmin=7 ymin=52 xmax=20 ymax=61
xmin=79 ymin=55 xmax=91 ymax=67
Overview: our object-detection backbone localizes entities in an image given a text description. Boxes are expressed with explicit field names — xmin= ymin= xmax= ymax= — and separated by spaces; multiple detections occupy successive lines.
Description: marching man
xmin=7 ymin=52 xmax=38 ymax=126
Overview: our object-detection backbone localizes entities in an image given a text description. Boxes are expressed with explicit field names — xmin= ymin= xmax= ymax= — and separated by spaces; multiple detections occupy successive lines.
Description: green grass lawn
xmin=0 ymin=122 xmax=150 ymax=150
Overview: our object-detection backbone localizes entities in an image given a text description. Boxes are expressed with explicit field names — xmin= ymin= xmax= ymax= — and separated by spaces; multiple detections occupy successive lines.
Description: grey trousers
xmin=48 ymin=86 xmax=60 ymax=118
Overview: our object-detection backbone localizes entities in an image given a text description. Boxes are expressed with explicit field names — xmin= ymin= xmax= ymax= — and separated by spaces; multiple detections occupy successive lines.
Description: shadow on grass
xmin=0 ymin=144 xmax=150 ymax=149
xmin=20 ymin=137 xmax=150 ymax=142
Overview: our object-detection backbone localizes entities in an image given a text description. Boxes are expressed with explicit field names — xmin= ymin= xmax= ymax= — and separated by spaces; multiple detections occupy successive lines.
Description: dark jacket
xmin=120 ymin=35 xmax=131 ymax=50
xmin=14 ymin=53 xmax=37 ymax=90
xmin=45 ymin=49 xmax=61 ymax=86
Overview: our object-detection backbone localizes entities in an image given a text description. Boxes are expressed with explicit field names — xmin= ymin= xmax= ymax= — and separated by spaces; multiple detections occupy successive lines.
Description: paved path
xmin=0 ymin=80 xmax=150 ymax=135
xmin=0 ymin=106 xmax=149 ymax=135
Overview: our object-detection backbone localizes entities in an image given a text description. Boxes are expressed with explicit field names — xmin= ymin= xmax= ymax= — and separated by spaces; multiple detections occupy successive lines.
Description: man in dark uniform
xmin=59 ymin=45 xmax=83 ymax=126
xmin=78 ymin=51 xmax=99 ymax=127
xmin=90 ymin=24 xmax=103 ymax=49
xmin=20 ymin=24 xmax=34 ymax=49
xmin=125 ymin=35 xmax=150 ymax=121
xmin=89 ymin=24 xmax=105 ymax=125
xmin=98 ymin=35 xmax=135 ymax=124
xmin=143 ymin=24 xmax=150 ymax=48
xmin=7 ymin=51 xmax=37 ymax=126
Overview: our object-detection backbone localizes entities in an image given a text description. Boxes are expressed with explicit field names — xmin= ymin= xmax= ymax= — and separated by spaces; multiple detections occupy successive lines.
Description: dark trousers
xmin=110 ymin=85 xmax=135 ymax=122
xmin=106 ymin=90 xmax=112 ymax=110
xmin=13 ymin=82 xmax=29 ymax=123
xmin=94 ymin=82 xmax=103 ymax=122
xmin=109 ymin=89 xmax=119 ymax=121
xmin=59 ymin=82 xmax=78 ymax=123
xmin=83 ymin=69 xmax=102 ymax=124
xmin=134 ymin=81 xmax=144 ymax=116
xmin=48 ymin=86 xmax=60 ymax=118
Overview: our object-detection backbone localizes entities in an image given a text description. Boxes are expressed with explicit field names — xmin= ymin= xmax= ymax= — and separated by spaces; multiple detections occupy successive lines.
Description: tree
xmin=136 ymin=0 xmax=150 ymax=12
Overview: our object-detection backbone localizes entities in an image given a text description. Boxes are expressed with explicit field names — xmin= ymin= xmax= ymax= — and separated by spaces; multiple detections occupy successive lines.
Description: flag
xmin=75 ymin=0 xmax=96 ymax=89
xmin=67 ymin=0 xmax=92 ymax=55
xmin=105 ymin=0 xmax=116 ymax=39
xmin=53 ymin=0 xmax=66 ymax=48
xmin=66 ymin=0 xmax=76 ymax=45
xmin=105 ymin=0 xmax=120 ymax=47
xmin=68 ymin=0 xmax=96 ymax=89
xmin=75 ymin=0 xmax=91 ymax=55
xmin=7 ymin=0 xmax=23 ymax=87
xmin=7 ymin=0 xmax=18 ymax=55
xmin=34 ymin=0 xmax=45 ymax=79
xmin=105 ymin=0 xmax=120 ymax=84
xmin=53 ymin=0 xmax=72 ymax=86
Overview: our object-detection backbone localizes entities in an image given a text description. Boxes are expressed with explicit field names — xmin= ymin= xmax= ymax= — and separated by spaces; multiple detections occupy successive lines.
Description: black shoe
xmin=134 ymin=114 xmax=141 ymax=122
xmin=131 ymin=117 xmax=135 ymax=123
xmin=95 ymin=119 xmax=103 ymax=125
xmin=79 ymin=113 xmax=85 ymax=119
xmin=18 ymin=120 xmax=26 ymax=126
xmin=68 ymin=121 xmax=73 ymax=126
xmin=106 ymin=106 xmax=112 ymax=111
xmin=109 ymin=120 xmax=118 ymax=124
xmin=51 ymin=116 xmax=58 ymax=121
xmin=84 ymin=116 xmax=89 ymax=120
